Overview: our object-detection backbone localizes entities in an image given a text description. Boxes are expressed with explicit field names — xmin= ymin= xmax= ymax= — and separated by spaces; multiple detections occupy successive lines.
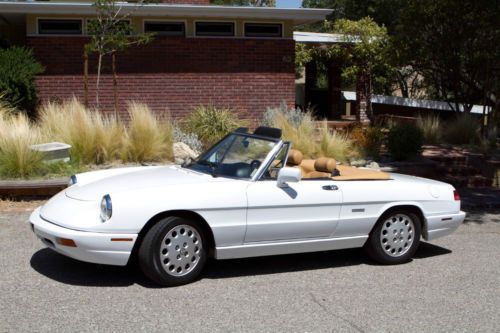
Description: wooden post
xmin=355 ymin=70 xmax=370 ymax=124
xmin=327 ymin=61 xmax=343 ymax=120
xmin=83 ymin=49 xmax=89 ymax=108
xmin=304 ymin=61 xmax=317 ymax=110
xmin=112 ymin=51 xmax=118 ymax=118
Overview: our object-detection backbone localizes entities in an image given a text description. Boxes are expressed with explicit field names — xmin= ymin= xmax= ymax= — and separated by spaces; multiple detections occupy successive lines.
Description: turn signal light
xmin=453 ymin=190 xmax=460 ymax=201
xmin=56 ymin=237 xmax=77 ymax=247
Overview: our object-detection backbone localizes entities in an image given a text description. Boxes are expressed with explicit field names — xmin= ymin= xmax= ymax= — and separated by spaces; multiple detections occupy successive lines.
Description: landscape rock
xmin=366 ymin=161 xmax=380 ymax=170
xmin=173 ymin=142 xmax=198 ymax=165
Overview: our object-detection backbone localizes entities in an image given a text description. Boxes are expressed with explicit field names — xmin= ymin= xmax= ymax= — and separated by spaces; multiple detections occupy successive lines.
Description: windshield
xmin=186 ymin=133 xmax=277 ymax=179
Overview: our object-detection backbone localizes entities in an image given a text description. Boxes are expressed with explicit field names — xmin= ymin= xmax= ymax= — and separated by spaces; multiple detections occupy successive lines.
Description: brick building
xmin=0 ymin=0 xmax=330 ymax=120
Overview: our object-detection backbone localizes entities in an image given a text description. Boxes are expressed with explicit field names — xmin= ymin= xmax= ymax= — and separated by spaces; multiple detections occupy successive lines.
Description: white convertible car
xmin=30 ymin=127 xmax=465 ymax=286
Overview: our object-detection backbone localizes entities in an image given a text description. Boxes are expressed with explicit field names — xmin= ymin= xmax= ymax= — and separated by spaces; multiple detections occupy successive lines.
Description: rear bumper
xmin=424 ymin=211 xmax=466 ymax=241
xmin=29 ymin=207 xmax=137 ymax=266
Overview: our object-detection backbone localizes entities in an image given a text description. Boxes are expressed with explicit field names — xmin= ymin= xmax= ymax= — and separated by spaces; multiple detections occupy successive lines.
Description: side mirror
xmin=277 ymin=167 xmax=301 ymax=188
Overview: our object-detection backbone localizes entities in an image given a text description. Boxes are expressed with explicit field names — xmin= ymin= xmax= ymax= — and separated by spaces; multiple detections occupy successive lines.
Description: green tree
xmin=297 ymin=18 xmax=392 ymax=119
xmin=394 ymin=0 xmax=500 ymax=114
xmin=86 ymin=0 xmax=154 ymax=114
xmin=301 ymin=0 xmax=402 ymax=33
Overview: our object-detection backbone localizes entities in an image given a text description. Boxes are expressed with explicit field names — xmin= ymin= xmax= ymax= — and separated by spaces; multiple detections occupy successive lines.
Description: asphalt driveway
xmin=0 ymin=210 xmax=499 ymax=333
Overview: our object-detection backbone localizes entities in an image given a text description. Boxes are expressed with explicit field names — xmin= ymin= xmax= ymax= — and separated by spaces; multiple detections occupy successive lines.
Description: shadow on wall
xmin=30 ymin=242 xmax=451 ymax=288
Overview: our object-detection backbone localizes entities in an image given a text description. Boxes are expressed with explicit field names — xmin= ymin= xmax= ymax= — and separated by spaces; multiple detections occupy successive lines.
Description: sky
xmin=276 ymin=0 xmax=302 ymax=8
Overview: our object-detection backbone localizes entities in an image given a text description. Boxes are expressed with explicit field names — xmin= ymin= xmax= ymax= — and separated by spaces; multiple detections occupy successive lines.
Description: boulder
xmin=173 ymin=142 xmax=198 ymax=165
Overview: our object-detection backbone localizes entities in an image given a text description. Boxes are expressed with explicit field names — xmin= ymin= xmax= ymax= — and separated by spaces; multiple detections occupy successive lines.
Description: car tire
xmin=364 ymin=210 xmax=421 ymax=265
xmin=138 ymin=216 xmax=208 ymax=286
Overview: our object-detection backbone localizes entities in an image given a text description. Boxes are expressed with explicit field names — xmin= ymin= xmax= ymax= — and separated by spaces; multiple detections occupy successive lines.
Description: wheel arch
xmin=129 ymin=210 xmax=216 ymax=265
xmin=371 ymin=203 xmax=426 ymax=237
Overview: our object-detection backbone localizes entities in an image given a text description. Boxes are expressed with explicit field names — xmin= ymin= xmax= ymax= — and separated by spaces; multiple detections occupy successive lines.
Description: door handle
xmin=322 ymin=185 xmax=338 ymax=191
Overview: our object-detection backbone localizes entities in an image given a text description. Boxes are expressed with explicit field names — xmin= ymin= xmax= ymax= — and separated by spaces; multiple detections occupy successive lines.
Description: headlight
xmin=100 ymin=194 xmax=112 ymax=222
xmin=68 ymin=175 xmax=77 ymax=186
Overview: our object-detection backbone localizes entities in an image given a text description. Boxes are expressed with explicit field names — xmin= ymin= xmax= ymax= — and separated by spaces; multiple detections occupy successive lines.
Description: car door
xmin=245 ymin=179 xmax=343 ymax=243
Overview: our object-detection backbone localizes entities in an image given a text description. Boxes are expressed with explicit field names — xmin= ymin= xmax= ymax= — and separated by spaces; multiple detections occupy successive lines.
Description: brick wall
xmin=28 ymin=36 xmax=295 ymax=121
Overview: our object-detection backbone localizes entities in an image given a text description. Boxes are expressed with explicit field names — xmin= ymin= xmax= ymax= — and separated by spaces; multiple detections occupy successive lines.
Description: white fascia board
xmin=0 ymin=2 xmax=332 ymax=25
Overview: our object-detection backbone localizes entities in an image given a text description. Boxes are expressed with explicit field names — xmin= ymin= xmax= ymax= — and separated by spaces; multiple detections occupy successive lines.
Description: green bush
xmin=0 ymin=47 xmax=44 ymax=117
xmin=387 ymin=122 xmax=423 ymax=160
xmin=185 ymin=105 xmax=243 ymax=148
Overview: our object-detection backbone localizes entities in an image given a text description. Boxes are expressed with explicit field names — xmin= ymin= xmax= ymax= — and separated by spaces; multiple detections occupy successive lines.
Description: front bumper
xmin=425 ymin=210 xmax=466 ymax=241
xmin=29 ymin=207 xmax=137 ymax=266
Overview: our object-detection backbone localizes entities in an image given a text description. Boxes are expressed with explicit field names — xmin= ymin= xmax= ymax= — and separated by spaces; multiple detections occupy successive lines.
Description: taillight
xmin=453 ymin=190 xmax=460 ymax=201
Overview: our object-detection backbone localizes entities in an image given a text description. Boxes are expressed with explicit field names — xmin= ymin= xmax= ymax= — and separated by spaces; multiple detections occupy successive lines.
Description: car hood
xmin=65 ymin=166 xmax=216 ymax=201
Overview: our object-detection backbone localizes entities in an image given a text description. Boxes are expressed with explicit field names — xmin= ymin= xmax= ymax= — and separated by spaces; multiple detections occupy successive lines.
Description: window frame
xmin=37 ymin=18 xmax=84 ymax=36
xmin=194 ymin=20 xmax=236 ymax=37
xmin=244 ymin=22 xmax=283 ymax=38
xmin=143 ymin=19 xmax=186 ymax=37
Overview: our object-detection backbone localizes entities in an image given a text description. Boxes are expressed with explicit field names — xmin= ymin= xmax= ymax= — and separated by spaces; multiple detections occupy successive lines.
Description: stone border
xmin=0 ymin=179 xmax=67 ymax=199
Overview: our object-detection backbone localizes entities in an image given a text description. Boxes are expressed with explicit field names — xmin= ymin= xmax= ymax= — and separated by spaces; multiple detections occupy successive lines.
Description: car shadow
xmin=30 ymin=241 xmax=451 ymax=287
xmin=413 ymin=241 xmax=452 ymax=259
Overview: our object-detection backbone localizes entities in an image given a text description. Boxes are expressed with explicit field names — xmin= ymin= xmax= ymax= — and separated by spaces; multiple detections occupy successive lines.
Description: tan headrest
xmin=287 ymin=149 xmax=303 ymax=166
xmin=314 ymin=157 xmax=337 ymax=173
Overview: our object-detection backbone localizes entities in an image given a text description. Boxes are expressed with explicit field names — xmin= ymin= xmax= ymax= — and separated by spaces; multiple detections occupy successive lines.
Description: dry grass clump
xmin=264 ymin=106 xmax=356 ymax=162
xmin=317 ymin=122 xmax=356 ymax=162
xmin=416 ymin=114 xmax=441 ymax=144
xmin=443 ymin=113 xmax=480 ymax=145
xmin=0 ymin=111 xmax=43 ymax=177
xmin=39 ymin=98 xmax=127 ymax=164
xmin=123 ymin=102 xmax=173 ymax=162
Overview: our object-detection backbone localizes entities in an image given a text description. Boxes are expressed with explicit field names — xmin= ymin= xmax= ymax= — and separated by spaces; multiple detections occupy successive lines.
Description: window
xmin=244 ymin=23 xmax=282 ymax=38
xmin=38 ymin=19 xmax=82 ymax=35
xmin=195 ymin=22 xmax=234 ymax=37
xmin=144 ymin=21 xmax=185 ymax=36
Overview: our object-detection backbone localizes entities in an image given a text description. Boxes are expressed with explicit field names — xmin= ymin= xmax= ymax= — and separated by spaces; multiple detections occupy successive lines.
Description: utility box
xmin=31 ymin=142 xmax=71 ymax=163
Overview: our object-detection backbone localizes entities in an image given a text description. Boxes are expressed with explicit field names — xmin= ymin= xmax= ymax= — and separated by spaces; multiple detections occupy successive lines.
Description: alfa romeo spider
xmin=29 ymin=127 xmax=465 ymax=286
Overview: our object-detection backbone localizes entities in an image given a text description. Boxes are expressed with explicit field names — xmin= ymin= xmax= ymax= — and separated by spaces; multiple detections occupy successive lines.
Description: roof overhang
xmin=0 ymin=2 xmax=332 ymax=26
xmin=293 ymin=31 xmax=357 ymax=44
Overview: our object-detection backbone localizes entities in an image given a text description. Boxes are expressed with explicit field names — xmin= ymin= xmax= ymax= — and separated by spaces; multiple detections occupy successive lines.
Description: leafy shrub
xmin=350 ymin=126 xmax=384 ymax=158
xmin=0 ymin=111 xmax=43 ymax=178
xmin=0 ymin=47 xmax=44 ymax=117
xmin=262 ymin=102 xmax=306 ymax=129
xmin=124 ymin=102 xmax=173 ymax=162
xmin=387 ymin=122 xmax=423 ymax=160
xmin=173 ymin=126 xmax=203 ymax=154
xmin=443 ymin=114 xmax=480 ymax=145
xmin=185 ymin=105 xmax=243 ymax=148
xmin=416 ymin=115 xmax=441 ymax=144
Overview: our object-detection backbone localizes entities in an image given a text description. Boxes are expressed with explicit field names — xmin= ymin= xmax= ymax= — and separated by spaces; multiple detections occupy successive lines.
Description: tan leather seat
xmin=286 ymin=148 xmax=391 ymax=181
xmin=305 ymin=157 xmax=337 ymax=178
xmin=286 ymin=149 xmax=313 ymax=177
xmin=286 ymin=149 xmax=303 ymax=167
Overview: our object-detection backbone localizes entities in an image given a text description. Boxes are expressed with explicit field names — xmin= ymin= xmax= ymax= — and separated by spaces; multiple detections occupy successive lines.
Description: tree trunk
xmin=83 ymin=49 xmax=89 ymax=108
xmin=96 ymin=53 xmax=102 ymax=108
xmin=112 ymin=51 xmax=118 ymax=118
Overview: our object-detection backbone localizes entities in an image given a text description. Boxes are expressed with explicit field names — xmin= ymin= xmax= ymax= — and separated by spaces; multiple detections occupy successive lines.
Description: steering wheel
xmin=250 ymin=159 xmax=262 ymax=171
